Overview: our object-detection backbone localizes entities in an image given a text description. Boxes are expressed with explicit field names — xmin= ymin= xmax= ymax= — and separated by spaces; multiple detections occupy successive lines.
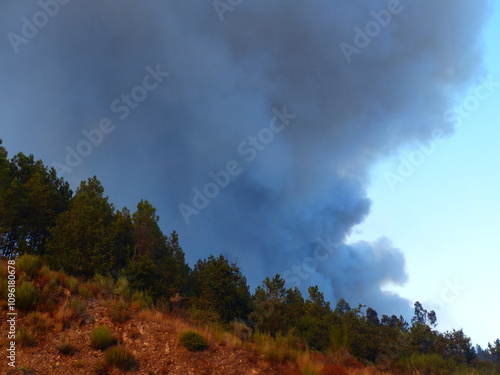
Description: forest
xmin=1 ymin=139 xmax=499 ymax=374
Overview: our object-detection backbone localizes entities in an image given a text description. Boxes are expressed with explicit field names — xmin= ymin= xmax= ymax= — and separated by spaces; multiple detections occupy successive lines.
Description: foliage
xmin=16 ymin=281 xmax=40 ymax=311
xmin=90 ymin=325 xmax=116 ymax=350
xmin=0 ymin=146 xmax=72 ymax=257
xmin=25 ymin=311 xmax=51 ymax=334
xmin=16 ymin=254 xmax=42 ymax=279
xmin=16 ymin=327 xmax=35 ymax=347
xmin=179 ymin=331 xmax=209 ymax=351
xmin=191 ymin=254 xmax=251 ymax=323
xmin=45 ymin=177 xmax=115 ymax=277
xmin=104 ymin=346 xmax=137 ymax=371
xmin=0 ymin=141 xmax=499 ymax=374
xmin=110 ymin=299 xmax=131 ymax=323
xmin=58 ymin=335 xmax=77 ymax=355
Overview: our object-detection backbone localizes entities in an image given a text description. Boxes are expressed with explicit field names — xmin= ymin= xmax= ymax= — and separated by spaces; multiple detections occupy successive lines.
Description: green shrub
xmin=17 ymin=282 xmax=40 ymax=311
xmin=40 ymin=264 xmax=51 ymax=277
xmin=16 ymin=327 xmax=35 ymax=347
xmin=78 ymin=285 xmax=92 ymax=298
xmin=179 ymin=331 xmax=209 ymax=352
xmin=74 ymin=360 xmax=85 ymax=368
xmin=110 ymin=299 xmax=131 ymax=323
xmin=113 ymin=276 xmax=131 ymax=299
xmin=58 ymin=335 xmax=77 ymax=355
xmin=62 ymin=276 xmax=79 ymax=292
xmin=70 ymin=297 xmax=86 ymax=316
xmin=94 ymin=361 xmax=110 ymax=375
xmin=403 ymin=353 xmax=456 ymax=375
xmin=47 ymin=274 xmax=58 ymax=290
xmin=91 ymin=274 xmax=114 ymax=294
xmin=132 ymin=291 xmax=153 ymax=309
xmin=17 ymin=254 xmax=42 ymax=279
xmin=104 ymin=346 xmax=137 ymax=371
xmin=90 ymin=325 xmax=116 ymax=350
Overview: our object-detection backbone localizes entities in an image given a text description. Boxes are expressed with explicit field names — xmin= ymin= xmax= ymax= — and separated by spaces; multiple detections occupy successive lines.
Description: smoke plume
xmin=0 ymin=0 xmax=491 ymax=316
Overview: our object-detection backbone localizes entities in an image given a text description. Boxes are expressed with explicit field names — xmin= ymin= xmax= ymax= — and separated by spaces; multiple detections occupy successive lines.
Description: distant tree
xmin=132 ymin=199 xmax=166 ymax=262
xmin=251 ymin=274 xmax=289 ymax=332
xmin=366 ymin=307 xmax=380 ymax=326
xmin=108 ymin=207 xmax=134 ymax=272
xmin=334 ymin=298 xmax=351 ymax=316
xmin=487 ymin=339 xmax=500 ymax=367
xmin=127 ymin=203 xmax=190 ymax=299
xmin=0 ymin=147 xmax=71 ymax=256
xmin=435 ymin=329 xmax=476 ymax=365
xmin=45 ymin=177 xmax=113 ymax=277
xmin=191 ymin=255 xmax=251 ymax=323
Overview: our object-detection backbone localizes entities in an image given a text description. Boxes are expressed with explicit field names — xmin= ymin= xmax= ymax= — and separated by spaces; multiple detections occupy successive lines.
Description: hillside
xmin=1 ymin=259 xmax=386 ymax=375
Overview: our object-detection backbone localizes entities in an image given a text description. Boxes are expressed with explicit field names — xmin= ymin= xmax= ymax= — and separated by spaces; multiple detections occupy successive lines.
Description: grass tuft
xmin=17 ymin=254 xmax=42 ymax=279
xmin=17 ymin=281 xmax=40 ymax=311
xmin=179 ymin=330 xmax=209 ymax=352
xmin=90 ymin=325 xmax=116 ymax=350
xmin=104 ymin=345 xmax=137 ymax=371
xmin=16 ymin=327 xmax=35 ymax=347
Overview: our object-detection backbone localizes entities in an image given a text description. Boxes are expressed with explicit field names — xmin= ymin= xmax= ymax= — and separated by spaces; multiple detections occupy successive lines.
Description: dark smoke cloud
xmin=0 ymin=0 xmax=491 ymax=316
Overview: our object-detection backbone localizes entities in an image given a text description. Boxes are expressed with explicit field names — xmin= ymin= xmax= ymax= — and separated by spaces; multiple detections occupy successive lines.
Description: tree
xmin=250 ymin=274 xmax=288 ymax=332
xmin=191 ymin=255 xmax=251 ymax=323
xmin=366 ymin=307 xmax=380 ymax=326
xmin=132 ymin=200 xmax=166 ymax=262
xmin=435 ymin=329 xmax=476 ymax=365
xmin=46 ymin=177 xmax=114 ymax=277
xmin=127 ymin=202 xmax=190 ymax=299
xmin=0 ymin=147 xmax=71 ymax=256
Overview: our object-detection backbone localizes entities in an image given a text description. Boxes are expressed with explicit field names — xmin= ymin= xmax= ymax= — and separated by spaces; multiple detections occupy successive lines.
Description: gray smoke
xmin=0 ymin=0 xmax=491 ymax=316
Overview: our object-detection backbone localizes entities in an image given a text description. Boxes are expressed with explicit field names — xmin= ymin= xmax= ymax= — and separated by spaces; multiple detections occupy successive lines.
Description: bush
xmin=17 ymin=254 xmax=42 ymax=279
xmin=78 ymin=285 xmax=92 ymax=298
xmin=402 ymin=353 xmax=456 ymax=375
xmin=25 ymin=311 xmax=51 ymax=334
xmin=132 ymin=291 xmax=153 ymax=309
xmin=58 ymin=335 xmax=77 ymax=355
xmin=70 ymin=297 xmax=86 ymax=315
xmin=104 ymin=346 xmax=137 ymax=371
xmin=179 ymin=331 xmax=209 ymax=352
xmin=16 ymin=327 xmax=35 ymax=347
xmin=110 ymin=299 xmax=131 ymax=323
xmin=17 ymin=282 xmax=40 ymax=311
xmin=113 ymin=276 xmax=131 ymax=299
xmin=90 ymin=325 xmax=116 ymax=350
xmin=94 ymin=361 xmax=111 ymax=375
xmin=55 ymin=297 xmax=86 ymax=327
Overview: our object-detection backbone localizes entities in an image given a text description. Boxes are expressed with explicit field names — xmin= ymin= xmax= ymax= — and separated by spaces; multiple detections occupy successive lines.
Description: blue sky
xmin=348 ymin=2 xmax=500 ymax=347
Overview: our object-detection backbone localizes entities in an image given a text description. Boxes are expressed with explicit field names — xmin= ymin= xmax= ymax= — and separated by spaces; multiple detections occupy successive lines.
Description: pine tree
xmin=0 ymin=146 xmax=71 ymax=257
xmin=46 ymin=177 xmax=114 ymax=277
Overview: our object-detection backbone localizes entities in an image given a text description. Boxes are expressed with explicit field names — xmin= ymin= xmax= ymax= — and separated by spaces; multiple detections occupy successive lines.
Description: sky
xmin=0 ymin=1 xmax=498 ymax=347
xmin=349 ymin=2 xmax=500 ymax=347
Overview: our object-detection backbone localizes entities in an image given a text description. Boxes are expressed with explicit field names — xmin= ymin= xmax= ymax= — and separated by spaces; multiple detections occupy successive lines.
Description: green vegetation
xmin=16 ymin=327 xmax=35 ymax=347
xmin=58 ymin=335 xmax=77 ymax=355
xmin=104 ymin=345 xmax=137 ymax=371
xmin=16 ymin=254 xmax=42 ymax=279
xmin=89 ymin=325 xmax=116 ymax=350
xmin=16 ymin=281 xmax=40 ymax=311
xmin=1 ymin=140 xmax=500 ymax=374
xmin=179 ymin=331 xmax=209 ymax=351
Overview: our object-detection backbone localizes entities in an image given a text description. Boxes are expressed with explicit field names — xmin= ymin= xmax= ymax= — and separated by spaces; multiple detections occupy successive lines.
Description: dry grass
xmin=297 ymin=350 xmax=324 ymax=375
xmin=54 ymin=297 xmax=86 ymax=330
xmin=25 ymin=311 xmax=52 ymax=334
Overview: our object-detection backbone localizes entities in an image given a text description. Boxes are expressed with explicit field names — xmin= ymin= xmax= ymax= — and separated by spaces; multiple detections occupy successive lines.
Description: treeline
xmin=1 ymin=139 xmax=499 ymax=372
